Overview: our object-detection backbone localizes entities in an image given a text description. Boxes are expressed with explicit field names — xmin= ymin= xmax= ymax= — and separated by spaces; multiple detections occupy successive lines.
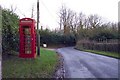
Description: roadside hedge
xmin=75 ymin=40 xmax=118 ymax=53
xmin=40 ymin=29 xmax=76 ymax=46
xmin=40 ymin=33 xmax=76 ymax=46
xmin=2 ymin=8 xmax=19 ymax=53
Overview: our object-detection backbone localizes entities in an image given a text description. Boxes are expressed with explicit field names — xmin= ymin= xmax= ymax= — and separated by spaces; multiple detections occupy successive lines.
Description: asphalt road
xmin=0 ymin=61 xmax=1 ymax=79
xmin=56 ymin=47 xmax=119 ymax=78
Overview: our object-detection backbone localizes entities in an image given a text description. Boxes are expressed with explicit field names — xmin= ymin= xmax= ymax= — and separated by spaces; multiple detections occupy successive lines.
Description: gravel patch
xmin=54 ymin=52 xmax=65 ymax=79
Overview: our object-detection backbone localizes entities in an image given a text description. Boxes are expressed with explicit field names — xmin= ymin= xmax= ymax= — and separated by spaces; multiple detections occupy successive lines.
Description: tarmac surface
xmin=57 ymin=47 xmax=119 ymax=78
xmin=0 ymin=61 xmax=1 ymax=79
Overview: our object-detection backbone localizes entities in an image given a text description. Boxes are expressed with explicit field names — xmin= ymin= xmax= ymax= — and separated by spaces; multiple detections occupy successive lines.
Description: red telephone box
xmin=19 ymin=18 xmax=36 ymax=58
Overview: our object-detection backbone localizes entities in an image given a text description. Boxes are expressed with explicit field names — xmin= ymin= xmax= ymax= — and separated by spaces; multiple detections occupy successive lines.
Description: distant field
xmin=2 ymin=48 xmax=58 ymax=78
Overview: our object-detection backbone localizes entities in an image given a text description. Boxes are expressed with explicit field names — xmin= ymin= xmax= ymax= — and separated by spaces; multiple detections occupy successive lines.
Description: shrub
xmin=2 ymin=8 xmax=19 ymax=53
xmin=40 ymin=29 xmax=76 ymax=46
xmin=76 ymin=40 xmax=118 ymax=53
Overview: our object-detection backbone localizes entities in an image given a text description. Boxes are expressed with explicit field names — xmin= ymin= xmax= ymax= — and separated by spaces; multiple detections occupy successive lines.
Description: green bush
xmin=40 ymin=29 xmax=76 ymax=46
xmin=90 ymin=32 xmax=117 ymax=41
xmin=2 ymin=8 xmax=19 ymax=53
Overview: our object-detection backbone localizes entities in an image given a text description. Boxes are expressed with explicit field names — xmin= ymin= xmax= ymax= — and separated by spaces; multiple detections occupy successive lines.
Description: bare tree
xmin=31 ymin=5 xmax=34 ymax=18
xmin=59 ymin=5 xmax=75 ymax=35
xmin=72 ymin=13 xmax=78 ymax=33
xmin=88 ymin=14 xmax=102 ymax=29
xmin=76 ymin=12 xmax=87 ymax=32
xmin=10 ymin=5 xmax=17 ymax=13
xmin=59 ymin=5 xmax=67 ymax=34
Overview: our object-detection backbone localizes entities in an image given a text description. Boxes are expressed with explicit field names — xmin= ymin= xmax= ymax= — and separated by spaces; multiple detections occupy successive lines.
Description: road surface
xmin=56 ymin=47 xmax=119 ymax=78
xmin=0 ymin=61 xmax=1 ymax=79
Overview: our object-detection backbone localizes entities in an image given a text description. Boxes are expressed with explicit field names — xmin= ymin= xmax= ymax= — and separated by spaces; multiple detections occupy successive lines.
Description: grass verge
xmin=2 ymin=48 xmax=58 ymax=78
xmin=75 ymin=47 xmax=119 ymax=59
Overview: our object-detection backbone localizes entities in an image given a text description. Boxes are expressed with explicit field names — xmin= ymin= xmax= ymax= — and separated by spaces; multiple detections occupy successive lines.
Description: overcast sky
xmin=1 ymin=0 xmax=119 ymax=29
